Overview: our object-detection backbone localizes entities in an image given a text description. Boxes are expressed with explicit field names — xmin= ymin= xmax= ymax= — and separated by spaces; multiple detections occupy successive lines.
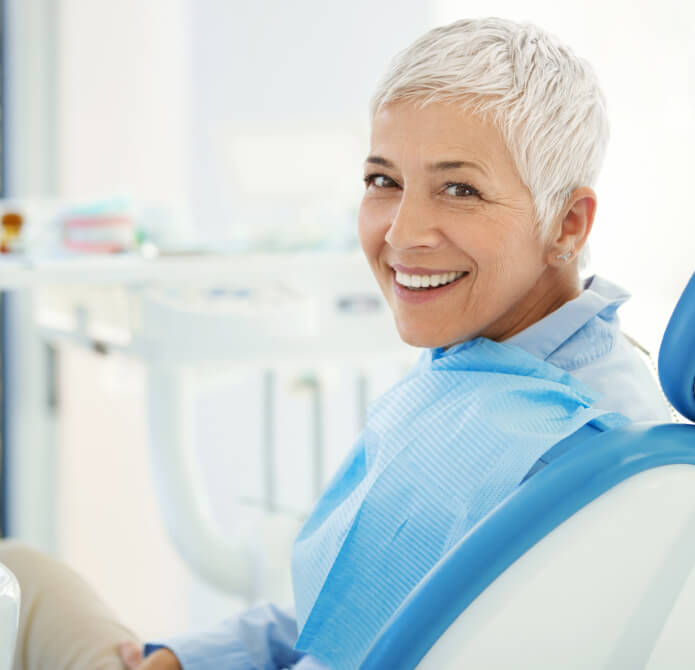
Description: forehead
xmin=369 ymin=100 xmax=513 ymax=173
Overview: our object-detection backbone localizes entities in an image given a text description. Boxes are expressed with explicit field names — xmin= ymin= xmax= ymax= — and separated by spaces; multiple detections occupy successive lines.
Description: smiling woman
xmin=0 ymin=16 xmax=675 ymax=670
xmin=359 ymin=101 xmax=593 ymax=347
xmin=289 ymin=18 xmax=673 ymax=670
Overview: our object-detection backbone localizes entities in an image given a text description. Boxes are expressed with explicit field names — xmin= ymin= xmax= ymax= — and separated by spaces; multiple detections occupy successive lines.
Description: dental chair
xmin=0 ymin=274 xmax=690 ymax=670
xmin=362 ymin=272 xmax=695 ymax=670
xmin=0 ymin=562 xmax=20 ymax=670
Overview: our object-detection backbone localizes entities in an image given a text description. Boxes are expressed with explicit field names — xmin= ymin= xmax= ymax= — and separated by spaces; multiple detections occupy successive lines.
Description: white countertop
xmin=0 ymin=249 xmax=368 ymax=288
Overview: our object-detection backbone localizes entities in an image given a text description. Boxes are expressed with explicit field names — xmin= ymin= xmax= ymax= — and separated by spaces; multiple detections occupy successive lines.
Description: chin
xmin=395 ymin=322 xmax=459 ymax=349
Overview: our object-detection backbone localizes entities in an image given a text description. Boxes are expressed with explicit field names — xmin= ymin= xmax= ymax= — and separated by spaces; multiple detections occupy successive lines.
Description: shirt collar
xmin=505 ymin=275 xmax=630 ymax=362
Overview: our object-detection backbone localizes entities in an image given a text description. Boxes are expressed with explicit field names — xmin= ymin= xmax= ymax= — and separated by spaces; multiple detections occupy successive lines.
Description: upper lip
xmin=391 ymin=263 xmax=469 ymax=275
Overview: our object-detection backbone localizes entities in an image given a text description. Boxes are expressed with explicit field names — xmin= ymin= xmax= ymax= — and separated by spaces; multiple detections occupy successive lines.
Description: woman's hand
xmin=119 ymin=642 xmax=183 ymax=670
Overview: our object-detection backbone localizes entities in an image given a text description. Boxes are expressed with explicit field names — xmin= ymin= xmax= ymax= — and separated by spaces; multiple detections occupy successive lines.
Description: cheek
xmin=479 ymin=233 xmax=546 ymax=293
xmin=465 ymin=219 xmax=541 ymax=267
xmin=447 ymin=223 xmax=501 ymax=270
xmin=456 ymin=228 xmax=541 ymax=302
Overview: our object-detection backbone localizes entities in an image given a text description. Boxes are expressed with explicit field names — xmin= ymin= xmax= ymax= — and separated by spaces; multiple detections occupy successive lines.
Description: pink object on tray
xmin=63 ymin=214 xmax=136 ymax=253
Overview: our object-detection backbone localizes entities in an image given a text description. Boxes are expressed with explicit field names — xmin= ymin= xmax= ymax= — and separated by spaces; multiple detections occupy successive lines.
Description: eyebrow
xmin=365 ymin=155 xmax=489 ymax=175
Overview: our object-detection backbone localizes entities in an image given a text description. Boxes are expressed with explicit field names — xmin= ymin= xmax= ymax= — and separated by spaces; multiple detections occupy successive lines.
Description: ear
xmin=547 ymin=187 xmax=597 ymax=266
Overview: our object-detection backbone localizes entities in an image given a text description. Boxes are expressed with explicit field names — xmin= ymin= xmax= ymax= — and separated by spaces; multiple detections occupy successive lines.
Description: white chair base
xmin=0 ymin=562 xmax=20 ymax=670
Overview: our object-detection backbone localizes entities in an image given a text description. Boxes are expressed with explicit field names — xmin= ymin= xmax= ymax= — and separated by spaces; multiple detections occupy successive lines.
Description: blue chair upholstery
xmin=362 ymin=272 xmax=695 ymax=670
xmin=659 ymin=272 xmax=695 ymax=422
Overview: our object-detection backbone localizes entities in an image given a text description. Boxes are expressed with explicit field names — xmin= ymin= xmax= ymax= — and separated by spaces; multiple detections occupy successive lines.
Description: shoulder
xmin=561 ymin=327 xmax=672 ymax=422
xmin=510 ymin=274 xmax=672 ymax=422
xmin=543 ymin=276 xmax=672 ymax=422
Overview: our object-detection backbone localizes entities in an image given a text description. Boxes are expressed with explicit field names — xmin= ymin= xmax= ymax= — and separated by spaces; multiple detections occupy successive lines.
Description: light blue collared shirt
xmin=506 ymin=275 xmax=670 ymax=422
xmin=145 ymin=275 xmax=670 ymax=669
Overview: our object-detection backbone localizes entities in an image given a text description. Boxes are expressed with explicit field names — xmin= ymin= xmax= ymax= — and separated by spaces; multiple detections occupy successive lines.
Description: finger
xmin=119 ymin=641 xmax=144 ymax=669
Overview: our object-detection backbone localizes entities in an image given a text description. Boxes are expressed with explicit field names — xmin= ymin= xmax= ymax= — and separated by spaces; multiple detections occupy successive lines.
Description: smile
xmin=394 ymin=269 xmax=468 ymax=290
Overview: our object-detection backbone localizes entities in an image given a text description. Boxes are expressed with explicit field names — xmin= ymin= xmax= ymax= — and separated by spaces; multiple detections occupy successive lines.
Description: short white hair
xmin=370 ymin=17 xmax=609 ymax=264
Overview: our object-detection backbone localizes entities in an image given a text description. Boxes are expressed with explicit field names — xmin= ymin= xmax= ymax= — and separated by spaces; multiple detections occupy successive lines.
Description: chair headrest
xmin=658 ymin=272 xmax=695 ymax=422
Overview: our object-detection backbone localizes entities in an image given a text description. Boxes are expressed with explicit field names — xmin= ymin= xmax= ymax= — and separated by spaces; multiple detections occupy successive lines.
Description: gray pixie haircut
xmin=370 ymin=17 xmax=609 ymax=256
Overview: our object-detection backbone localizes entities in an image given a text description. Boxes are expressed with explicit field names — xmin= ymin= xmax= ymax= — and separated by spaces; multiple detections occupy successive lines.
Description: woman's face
xmin=359 ymin=100 xmax=572 ymax=349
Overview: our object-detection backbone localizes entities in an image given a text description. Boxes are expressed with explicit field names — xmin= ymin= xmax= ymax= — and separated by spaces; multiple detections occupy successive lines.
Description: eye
xmin=364 ymin=174 xmax=398 ymax=189
xmin=443 ymin=182 xmax=480 ymax=198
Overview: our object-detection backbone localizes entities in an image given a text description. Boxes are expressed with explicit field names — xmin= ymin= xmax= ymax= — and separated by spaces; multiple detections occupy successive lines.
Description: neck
xmin=484 ymin=266 xmax=582 ymax=343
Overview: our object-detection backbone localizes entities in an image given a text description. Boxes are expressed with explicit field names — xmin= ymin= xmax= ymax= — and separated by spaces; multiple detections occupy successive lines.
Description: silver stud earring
xmin=557 ymin=250 xmax=572 ymax=263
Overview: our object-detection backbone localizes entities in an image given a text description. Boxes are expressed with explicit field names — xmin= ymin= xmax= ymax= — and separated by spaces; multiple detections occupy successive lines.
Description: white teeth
xmin=395 ymin=270 xmax=466 ymax=289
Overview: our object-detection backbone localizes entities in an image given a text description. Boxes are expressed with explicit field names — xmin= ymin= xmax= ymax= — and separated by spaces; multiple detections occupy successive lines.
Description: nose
xmin=384 ymin=192 xmax=442 ymax=251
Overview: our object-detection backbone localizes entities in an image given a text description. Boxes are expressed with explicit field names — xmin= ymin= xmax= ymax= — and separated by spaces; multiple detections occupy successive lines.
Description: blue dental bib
xmin=291 ymin=338 xmax=627 ymax=669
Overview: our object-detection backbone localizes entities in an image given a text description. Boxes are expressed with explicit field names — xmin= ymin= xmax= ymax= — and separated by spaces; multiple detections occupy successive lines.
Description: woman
xmin=1 ymin=17 xmax=670 ymax=670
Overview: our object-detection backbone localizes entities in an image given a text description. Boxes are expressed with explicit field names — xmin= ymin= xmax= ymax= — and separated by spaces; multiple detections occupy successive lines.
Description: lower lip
xmin=391 ymin=271 xmax=470 ymax=304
